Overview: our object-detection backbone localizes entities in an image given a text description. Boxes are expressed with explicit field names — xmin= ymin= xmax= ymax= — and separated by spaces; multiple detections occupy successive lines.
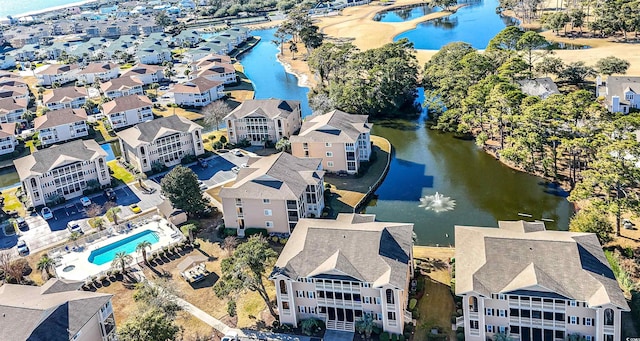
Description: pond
xmin=373 ymin=3 xmax=441 ymax=22
xmin=394 ymin=0 xmax=519 ymax=49
xmin=242 ymin=29 xmax=572 ymax=245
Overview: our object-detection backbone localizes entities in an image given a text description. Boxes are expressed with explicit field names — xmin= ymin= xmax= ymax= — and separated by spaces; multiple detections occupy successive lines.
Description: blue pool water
xmin=101 ymin=143 xmax=116 ymax=161
xmin=88 ymin=229 xmax=159 ymax=265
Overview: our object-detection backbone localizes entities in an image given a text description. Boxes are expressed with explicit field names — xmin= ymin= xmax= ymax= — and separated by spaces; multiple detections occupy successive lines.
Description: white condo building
xmin=0 ymin=123 xmax=17 ymax=155
xmin=225 ymin=99 xmax=302 ymax=146
xmin=271 ymin=213 xmax=414 ymax=335
xmin=0 ymin=97 xmax=28 ymax=123
xmin=43 ymin=87 xmax=88 ymax=110
xmin=116 ymin=115 xmax=204 ymax=173
xmin=34 ymin=108 xmax=88 ymax=146
xmin=14 ymin=139 xmax=111 ymax=207
xmin=101 ymin=94 xmax=153 ymax=129
xmin=455 ymin=221 xmax=630 ymax=341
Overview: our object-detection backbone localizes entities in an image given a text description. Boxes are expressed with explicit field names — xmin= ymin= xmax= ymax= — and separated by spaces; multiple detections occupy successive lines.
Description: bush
xmin=180 ymin=154 xmax=197 ymax=165
xmin=227 ymin=300 xmax=236 ymax=317
xmin=223 ymin=228 xmax=237 ymax=237
xmin=409 ymin=298 xmax=417 ymax=310
xmin=245 ymin=228 xmax=268 ymax=237
xmin=380 ymin=332 xmax=390 ymax=341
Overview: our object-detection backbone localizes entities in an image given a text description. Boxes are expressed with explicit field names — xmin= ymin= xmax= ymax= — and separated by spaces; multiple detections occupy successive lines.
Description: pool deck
xmin=54 ymin=218 xmax=181 ymax=281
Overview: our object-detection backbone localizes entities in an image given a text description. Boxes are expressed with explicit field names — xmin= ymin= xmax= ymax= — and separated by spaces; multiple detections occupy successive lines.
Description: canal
xmin=240 ymin=28 xmax=572 ymax=246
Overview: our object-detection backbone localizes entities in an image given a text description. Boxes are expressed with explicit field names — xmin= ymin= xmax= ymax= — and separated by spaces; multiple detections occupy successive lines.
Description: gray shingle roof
xmin=102 ymin=94 xmax=151 ymax=115
xmin=100 ymin=76 xmax=143 ymax=93
xmin=13 ymin=139 xmax=106 ymax=179
xmin=34 ymin=108 xmax=87 ymax=130
xmin=272 ymin=213 xmax=414 ymax=288
xmin=220 ymin=152 xmax=323 ymax=200
xmin=0 ymin=279 xmax=112 ymax=341
xmin=172 ymin=76 xmax=222 ymax=94
xmin=116 ymin=115 xmax=201 ymax=148
xmin=516 ymin=77 xmax=560 ymax=99
xmin=224 ymin=99 xmax=301 ymax=121
xmin=454 ymin=221 xmax=630 ymax=310
xmin=43 ymin=87 xmax=87 ymax=104
xmin=291 ymin=109 xmax=371 ymax=143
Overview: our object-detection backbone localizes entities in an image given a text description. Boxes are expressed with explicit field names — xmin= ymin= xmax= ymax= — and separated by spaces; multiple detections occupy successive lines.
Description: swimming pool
xmin=88 ymin=229 xmax=159 ymax=265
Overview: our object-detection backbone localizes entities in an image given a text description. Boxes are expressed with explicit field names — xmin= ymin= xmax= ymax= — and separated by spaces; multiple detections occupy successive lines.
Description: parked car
xmin=232 ymin=149 xmax=243 ymax=157
xmin=130 ymin=204 xmax=142 ymax=214
xmin=41 ymin=207 xmax=54 ymax=220
xmin=104 ymin=188 xmax=116 ymax=201
xmin=221 ymin=332 xmax=238 ymax=341
xmin=17 ymin=239 xmax=29 ymax=256
xmin=240 ymin=163 xmax=248 ymax=168
xmin=13 ymin=217 xmax=28 ymax=231
xmin=231 ymin=166 xmax=240 ymax=173
xmin=67 ymin=223 xmax=84 ymax=234
xmin=80 ymin=196 xmax=91 ymax=207
xmin=198 ymin=181 xmax=207 ymax=191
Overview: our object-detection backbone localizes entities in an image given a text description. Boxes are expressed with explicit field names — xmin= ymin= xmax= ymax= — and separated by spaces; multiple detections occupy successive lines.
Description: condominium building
xmin=117 ymin=115 xmax=204 ymax=173
xmin=225 ymin=99 xmax=302 ymax=146
xmin=0 ymin=123 xmax=17 ymax=155
xmin=0 ymin=84 xmax=29 ymax=101
xmin=0 ymin=278 xmax=117 ymax=341
xmin=455 ymin=221 xmax=630 ymax=341
xmin=36 ymin=64 xmax=79 ymax=86
xmin=43 ymin=86 xmax=88 ymax=110
xmin=0 ymin=97 xmax=28 ymax=123
xmin=596 ymin=76 xmax=640 ymax=113
xmin=76 ymin=62 xmax=120 ymax=85
xmin=102 ymin=94 xmax=153 ymax=129
xmin=193 ymin=61 xmax=237 ymax=85
xmin=191 ymin=53 xmax=232 ymax=70
xmin=172 ymin=76 xmax=224 ymax=107
xmin=100 ymin=76 xmax=144 ymax=99
xmin=270 ymin=213 xmax=414 ymax=334
xmin=121 ymin=64 xmax=165 ymax=85
xmin=291 ymin=110 xmax=371 ymax=174
xmin=34 ymin=108 xmax=88 ymax=146
xmin=219 ymin=152 xmax=325 ymax=237
xmin=14 ymin=139 xmax=111 ymax=207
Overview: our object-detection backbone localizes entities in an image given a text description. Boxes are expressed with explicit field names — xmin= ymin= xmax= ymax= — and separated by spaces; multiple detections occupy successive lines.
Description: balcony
xmin=403 ymin=310 xmax=412 ymax=321
xmin=453 ymin=316 xmax=464 ymax=330
xmin=603 ymin=325 xmax=615 ymax=334
xmin=316 ymin=297 xmax=362 ymax=308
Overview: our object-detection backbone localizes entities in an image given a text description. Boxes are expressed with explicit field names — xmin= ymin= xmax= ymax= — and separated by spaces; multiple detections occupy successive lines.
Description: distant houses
xmin=596 ymin=76 xmax=640 ymax=114
xmin=116 ymin=115 xmax=204 ymax=173
xmin=76 ymin=62 xmax=119 ymax=85
xmin=172 ymin=77 xmax=224 ymax=107
xmin=100 ymin=76 xmax=144 ymax=98
xmin=291 ymin=110 xmax=372 ymax=175
xmin=219 ymin=152 xmax=325 ymax=237
xmin=42 ymin=87 xmax=88 ymax=110
xmin=454 ymin=220 xmax=629 ymax=341
xmin=225 ymin=99 xmax=302 ymax=146
xmin=36 ymin=64 xmax=79 ymax=86
xmin=121 ymin=64 xmax=165 ymax=85
xmin=14 ymin=139 xmax=110 ymax=207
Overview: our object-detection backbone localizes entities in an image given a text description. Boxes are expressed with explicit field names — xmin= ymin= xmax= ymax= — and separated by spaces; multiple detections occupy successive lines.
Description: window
xmin=325 ymin=142 xmax=332 ymax=147
xmin=386 ymin=289 xmax=394 ymax=305
xmin=469 ymin=320 xmax=479 ymax=330
xmin=586 ymin=336 xmax=592 ymax=341
xmin=569 ymin=300 xmax=577 ymax=307
xmin=282 ymin=301 xmax=290 ymax=310
xmin=327 ymin=161 xmax=334 ymax=167
xmin=296 ymin=291 xmax=304 ymax=298
xmin=307 ymin=292 xmax=314 ymax=299
xmin=279 ymin=281 xmax=287 ymax=295
xmin=486 ymin=325 xmax=494 ymax=333
xmin=584 ymin=317 xmax=592 ymax=326
xmin=604 ymin=308 xmax=614 ymax=326
xmin=569 ymin=316 xmax=578 ymax=325
xmin=498 ymin=309 xmax=506 ymax=317
xmin=263 ymin=199 xmax=270 ymax=204
xmin=498 ymin=294 xmax=506 ymax=300
xmin=387 ymin=312 xmax=396 ymax=321
xmin=364 ymin=297 xmax=371 ymax=304
xmin=265 ymin=221 xmax=273 ymax=228
xmin=498 ymin=326 xmax=507 ymax=334
xmin=264 ymin=209 xmax=272 ymax=216
xmin=486 ymin=308 xmax=494 ymax=316
xmin=326 ymin=151 xmax=333 ymax=157
xmin=299 ymin=306 xmax=305 ymax=313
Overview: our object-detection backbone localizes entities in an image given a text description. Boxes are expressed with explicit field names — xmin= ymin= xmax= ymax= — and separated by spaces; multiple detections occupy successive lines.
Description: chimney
xmin=612 ymin=96 xmax=620 ymax=113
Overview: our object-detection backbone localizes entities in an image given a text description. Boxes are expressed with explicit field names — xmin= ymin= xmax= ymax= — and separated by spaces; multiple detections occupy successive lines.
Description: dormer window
xmin=626 ymin=93 xmax=634 ymax=100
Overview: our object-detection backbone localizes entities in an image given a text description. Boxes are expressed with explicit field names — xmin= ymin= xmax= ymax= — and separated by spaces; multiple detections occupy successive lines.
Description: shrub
xmin=399 ymin=336 xmax=405 ymax=341
xmin=220 ymin=135 xmax=227 ymax=144
xmin=245 ymin=228 xmax=268 ymax=237
xmin=223 ymin=228 xmax=237 ymax=237
xmin=409 ymin=298 xmax=417 ymax=310
xmin=180 ymin=154 xmax=197 ymax=164
xmin=380 ymin=332 xmax=390 ymax=341
xmin=227 ymin=300 xmax=236 ymax=317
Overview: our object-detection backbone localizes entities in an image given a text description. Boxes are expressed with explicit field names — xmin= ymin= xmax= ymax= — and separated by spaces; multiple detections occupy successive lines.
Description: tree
xmin=214 ymin=235 xmax=278 ymax=317
xmin=493 ymin=333 xmax=516 ymax=341
xmin=355 ymin=314 xmax=375 ymax=339
xmin=221 ymin=235 xmax=238 ymax=256
xmin=202 ymin=100 xmax=230 ymax=131
xmin=289 ymin=40 xmax=298 ymax=59
xmin=105 ymin=206 xmax=121 ymax=225
xmin=155 ymin=11 xmax=173 ymax=28
xmin=569 ymin=207 xmax=613 ymax=244
xmin=541 ymin=12 xmax=570 ymax=35
xmin=275 ymin=137 xmax=291 ymax=153
xmin=596 ymin=56 xmax=630 ymax=76
xmin=112 ymin=251 xmax=133 ymax=274
xmin=301 ymin=318 xmax=323 ymax=336
xmin=160 ymin=165 xmax=209 ymax=216
xmin=68 ymin=231 xmax=82 ymax=244
xmin=149 ymin=82 xmax=160 ymax=97
xmin=487 ymin=26 xmax=523 ymax=51
xmin=118 ymin=308 xmax=181 ymax=341
xmin=37 ymin=255 xmax=55 ymax=279
xmin=559 ymin=61 xmax=596 ymax=84
xmin=535 ymin=55 xmax=565 ymax=77
xmin=133 ymin=280 xmax=182 ymax=317
xmin=516 ymin=31 xmax=548 ymax=78
xmin=181 ymin=223 xmax=198 ymax=244
xmin=89 ymin=217 xmax=106 ymax=230
xmin=309 ymin=92 xmax=335 ymax=114
xmin=136 ymin=241 xmax=152 ymax=264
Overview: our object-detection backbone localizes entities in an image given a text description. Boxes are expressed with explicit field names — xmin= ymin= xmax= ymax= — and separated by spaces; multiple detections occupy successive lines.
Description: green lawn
xmin=94 ymin=121 xmax=117 ymax=142
xmin=2 ymin=187 xmax=25 ymax=216
xmin=108 ymin=160 xmax=135 ymax=184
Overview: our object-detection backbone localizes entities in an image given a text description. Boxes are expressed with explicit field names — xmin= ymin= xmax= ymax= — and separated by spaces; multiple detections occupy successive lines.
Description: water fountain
xmin=419 ymin=192 xmax=456 ymax=213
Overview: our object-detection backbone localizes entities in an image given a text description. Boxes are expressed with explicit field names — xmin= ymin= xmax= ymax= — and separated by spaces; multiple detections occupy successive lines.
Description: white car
xmin=232 ymin=149 xmax=243 ymax=157
xmin=41 ymin=207 xmax=54 ymax=220
xmin=198 ymin=181 xmax=208 ymax=191
xmin=221 ymin=332 xmax=238 ymax=341
xmin=80 ymin=196 xmax=91 ymax=207
xmin=17 ymin=239 xmax=29 ymax=256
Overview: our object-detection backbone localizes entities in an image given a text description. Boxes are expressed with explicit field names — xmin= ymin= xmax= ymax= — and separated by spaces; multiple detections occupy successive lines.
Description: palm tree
xmin=68 ymin=231 xmax=82 ymax=244
xmin=275 ymin=137 xmax=291 ymax=153
xmin=90 ymin=217 xmax=106 ymax=230
xmin=111 ymin=251 xmax=133 ymax=274
xmin=222 ymin=236 xmax=238 ymax=256
xmin=136 ymin=241 xmax=152 ymax=264
xmin=355 ymin=314 xmax=375 ymax=340
xmin=105 ymin=206 xmax=122 ymax=225
xmin=135 ymin=172 xmax=147 ymax=188
xmin=149 ymin=82 xmax=159 ymax=97
xmin=37 ymin=255 xmax=55 ymax=279
xmin=289 ymin=40 xmax=298 ymax=59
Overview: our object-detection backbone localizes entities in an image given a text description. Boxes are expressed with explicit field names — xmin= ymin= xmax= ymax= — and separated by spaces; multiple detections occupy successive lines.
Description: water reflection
xmin=373 ymin=4 xmax=441 ymax=22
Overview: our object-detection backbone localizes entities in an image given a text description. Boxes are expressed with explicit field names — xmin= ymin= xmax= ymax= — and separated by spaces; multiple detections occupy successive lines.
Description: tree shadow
xmin=188 ymin=272 xmax=219 ymax=289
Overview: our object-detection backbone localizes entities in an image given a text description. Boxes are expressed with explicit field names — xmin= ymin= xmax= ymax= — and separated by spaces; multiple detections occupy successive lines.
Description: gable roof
xmin=516 ymin=77 xmax=560 ymax=99
xmin=291 ymin=109 xmax=371 ymax=143
xmin=34 ymin=108 xmax=87 ymax=130
xmin=0 ymin=97 xmax=28 ymax=115
xmin=224 ymin=99 xmax=300 ymax=120
xmin=272 ymin=213 xmax=413 ymax=288
xmin=195 ymin=62 xmax=235 ymax=78
xmin=0 ymin=123 xmax=16 ymax=138
xmin=0 ymin=279 xmax=112 ymax=341
xmin=454 ymin=221 xmax=630 ymax=310
xmin=43 ymin=87 xmax=88 ymax=104
xmin=36 ymin=64 xmax=78 ymax=75
xmin=100 ymin=76 xmax=143 ymax=93
xmin=193 ymin=53 xmax=232 ymax=67
xmin=116 ymin=115 xmax=201 ymax=148
xmin=78 ymin=62 xmax=119 ymax=74
xmin=121 ymin=63 xmax=164 ymax=76
xmin=220 ymin=152 xmax=323 ymax=200
xmin=13 ymin=139 xmax=106 ymax=179
xmin=102 ymin=94 xmax=151 ymax=115
xmin=603 ymin=76 xmax=640 ymax=106
xmin=172 ymin=76 xmax=222 ymax=94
